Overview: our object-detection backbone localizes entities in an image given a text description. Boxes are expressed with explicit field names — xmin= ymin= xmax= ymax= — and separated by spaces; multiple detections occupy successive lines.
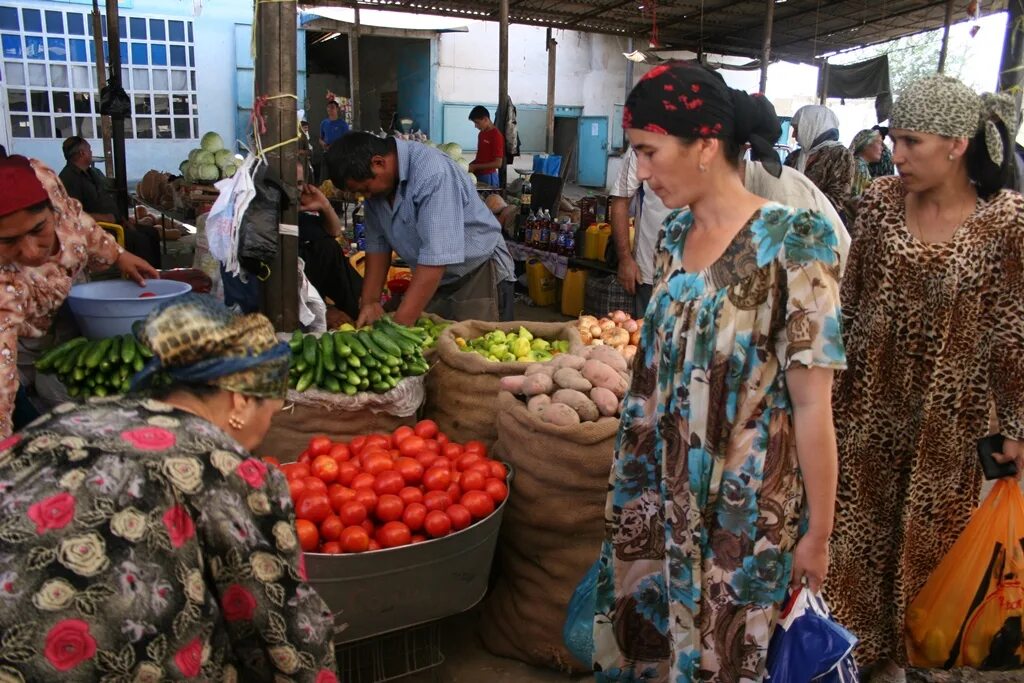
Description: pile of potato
xmin=577 ymin=311 xmax=641 ymax=362
xmin=499 ymin=345 xmax=629 ymax=426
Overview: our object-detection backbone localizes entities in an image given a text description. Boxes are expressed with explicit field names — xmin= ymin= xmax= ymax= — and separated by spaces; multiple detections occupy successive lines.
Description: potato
xmin=540 ymin=402 xmax=581 ymax=427
xmin=525 ymin=363 xmax=554 ymax=377
xmin=553 ymin=367 xmax=592 ymax=392
xmin=521 ymin=373 xmax=554 ymax=397
xmin=527 ymin=394 xmax=551 ymax=413
xmin=550 ymin=353 xmax=585 ymax=371
xmin=590 ymin=387 xmax=620 ymax=417
xmin=500 ymin=375 xmax=527 ymax=394
xmin=582 ymin=359 xmax=628 ymax=398
xmin=551 ymin=389 xmax=599 ymax=422
xmin=584 ymin=345 xmax=628 ymax=372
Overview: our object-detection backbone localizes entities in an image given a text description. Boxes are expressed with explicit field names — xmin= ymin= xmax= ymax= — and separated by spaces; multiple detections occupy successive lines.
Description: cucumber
xmin=36 ymin=337 xmax=86 ymax=373
xmin=133 ymin=356 xmax=145 ymax=373
xmin=289 ymin=330 xmax=304 ymax=352
xmin=359 ymin=377 xmax=370 ymax=391
xmin=296 ymin=369 xmax=315 ymax=393
xmin=355 ymin=365 xmax=368 ymax=378
xmin=372 ymin=382 xmax=390 ymax=393
xmin=406 ymin=361 xmax=429 ymax=376
xmin=340 ymin=332 xmax=367 ymax=357
xmin=85 ymin=338 xmax=111 ymax=369
xmin=137 ymin=338 xmax=154 ymax=359
xmin=120 ymin=335 xmax=137 ymax=365
xmin=346 ymin=353 xmax=361 ymax=369
xmin=362 ymin=353 xmax=379 ymax=369
xmin=302 ymin=335 xmax=317 ymax=366
xmin=108 ymin=336 xmax=122 ymax=365
xmin=342 ymin=383 xmax=358 ymax=396
xmin=368 ymin=370 xmax=382 ymax=384
xmin=333 ymin=332 xmax=352 ymax=358
xmin=369 ymin=329 xmax=404 ymax=357
xmin=320 ymin=334 xmax=336 ymax=373
xmin=345 ymin=370 xmax=361 ymax=386
xmin=314 ymin=348 xmax=324 ymax=387
xmin=323 ymin=376 xmax=342 ymax=393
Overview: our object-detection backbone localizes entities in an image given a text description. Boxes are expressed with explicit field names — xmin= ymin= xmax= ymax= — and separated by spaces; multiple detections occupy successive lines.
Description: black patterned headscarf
xmin=623 ymin=60 xmax=784 ymax=177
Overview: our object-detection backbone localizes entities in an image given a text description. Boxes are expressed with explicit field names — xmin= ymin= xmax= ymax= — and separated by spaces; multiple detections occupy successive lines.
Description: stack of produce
xmin=499 ymin=345 xmax=628 ymax=423
xmin=178 ymin=132 xmax=240 ymax=184
xmin=455 ymin=326 xmax=571 ymax=363
xmin=417 ymin=315 xmax=450 ymax=351
xmin=287 ymin=319 xmax=430 ymax=395
xmin=35 ymin=334 xmax=152 ymax=398
xmin=272 ymin=420 xmax=509 ymax=554
xmin=576 ymin=311 xmax=641 ymax=362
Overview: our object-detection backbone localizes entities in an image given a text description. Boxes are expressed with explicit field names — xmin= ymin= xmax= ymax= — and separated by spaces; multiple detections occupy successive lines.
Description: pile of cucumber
xmin=288 ymin=318 xmax=431 ymax=395
xmin=34 ymin=334 xmax=153 ymax=398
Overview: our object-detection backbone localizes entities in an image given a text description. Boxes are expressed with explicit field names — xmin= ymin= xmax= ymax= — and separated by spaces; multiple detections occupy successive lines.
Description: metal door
xmin=577 ymin=116 xmax=608 ymax=187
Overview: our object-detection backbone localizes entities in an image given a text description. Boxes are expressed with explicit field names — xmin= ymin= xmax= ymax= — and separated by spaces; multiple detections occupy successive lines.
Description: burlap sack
xmin=479 ymin=391 xmax=617 ymax=673
xmin=423 ymin=320 xmax=580 ymax=449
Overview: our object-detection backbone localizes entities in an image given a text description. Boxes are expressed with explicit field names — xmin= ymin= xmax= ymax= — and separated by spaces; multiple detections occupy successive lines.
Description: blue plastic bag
xmin=563 ymin=559 xmax=600 ymax=667
xmin=765 ymin=588 xmax=859 ymax=683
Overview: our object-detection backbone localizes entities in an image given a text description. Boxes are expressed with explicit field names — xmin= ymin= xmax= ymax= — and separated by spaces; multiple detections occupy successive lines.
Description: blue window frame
xmin=69 ymin=38 xmax=87 ymax=63
xmin=130 ymin=17 xmax=146 ymax=39
xmin=119 ymin=41 xmax=128 ymax=64
xmin=170 ymin=45 xmax=185 ymax=67
xmin=149 ymin=19 xmax=165 ymax=40
xmin=47 ymin=37 xmax=66 ymax=61
xmin=131 ymin=42 xmax=147 ymax=65
xmin=22 ymin=9 xmax=41 ymax=33
xmin=67 ymin=14 xmax=85 ymax=36
xmin=45 ymin=11 xmax=63 ymax=34
xmin=0 ymin=7 xmax=18 ymax=31
xmin=169 ymin=20 xmax=184 ymax=41
xmin=151 ymin=44 xmax=166 ymax=66
xmin=2 ymin=34 xmax=21 ymax=58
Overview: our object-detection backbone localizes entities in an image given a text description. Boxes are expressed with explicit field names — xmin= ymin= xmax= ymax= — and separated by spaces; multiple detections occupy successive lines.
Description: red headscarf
xmin=0 ymin=156 xmax=48 ymax=217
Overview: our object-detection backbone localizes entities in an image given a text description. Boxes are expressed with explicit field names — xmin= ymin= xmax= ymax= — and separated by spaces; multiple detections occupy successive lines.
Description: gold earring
xmin=229 ymin=416 xmax=245 ymax=430
xmin=948 ymin=153 xmax=955 ymax=161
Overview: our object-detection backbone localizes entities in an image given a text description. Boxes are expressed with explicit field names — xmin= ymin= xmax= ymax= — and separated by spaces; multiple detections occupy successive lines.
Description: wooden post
xmin=91 ymin=0 xmax=113 ymax=177
xmin=498 ymin=0 xmax=509 ymax=186
xmin=817 ymin=59 xmax=829 ymax=105
xmin=255 ymin=0 xmax=299 ymax=331
xmin=546 ymin=28 xmax=556 ymax=154
xmin=999 ymin=0 xmax=1024 ymax=110
xmin=759 ymin=0 xmax=775 ymax=93
xmin=937 ymin=0 xmax=955 ymax=73
xmin=350 ymin=2 xmax=361 ymax=129
xmin=104 ymin=0 xmax=128 ymax=222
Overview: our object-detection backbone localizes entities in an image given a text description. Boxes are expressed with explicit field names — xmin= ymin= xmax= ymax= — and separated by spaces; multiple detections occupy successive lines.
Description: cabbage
xmin=193 ymin=150 xmax=215 ymax=166
xmin=219 ymin=163 xmax=237 ymax=178
xmin=187 ymin=148 xmax=203 ymax=163
xmin=440 ymin=142 xmax=462 ymax=159
xmin=196 ymin=164 xmax=219 ymax=181
xmin=456 ymin=158 xmax=470 ymax=173
xmin=214 ymin=149 xmax=235 ymax=168
xmin=201 ymin=131 xmax=224 ymax=152
xmin=178 ymin=160 xmax=189 ymax=176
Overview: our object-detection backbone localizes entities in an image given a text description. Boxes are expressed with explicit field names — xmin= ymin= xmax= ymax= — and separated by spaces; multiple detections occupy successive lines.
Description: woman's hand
xmin=790 ymin=533 xmax=830 ymax=593
xmin=116 ymin=251 xmax=159 ymax=285
xmin=993 ymin=438 xmax=1024 ymax=480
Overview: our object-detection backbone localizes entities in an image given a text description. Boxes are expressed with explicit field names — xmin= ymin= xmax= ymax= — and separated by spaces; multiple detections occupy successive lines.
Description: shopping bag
xmin=562 ymin=559 xmax=600 ymax=669
xmin=906 ymin=479 xmax=1024 ymax=669
xmin=765 ymin=588 xmax=858 ymax=683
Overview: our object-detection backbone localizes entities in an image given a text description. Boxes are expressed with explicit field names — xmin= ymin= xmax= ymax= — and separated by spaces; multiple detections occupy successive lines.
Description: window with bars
xmin=1 ymin=5 xmax=198 ymax=141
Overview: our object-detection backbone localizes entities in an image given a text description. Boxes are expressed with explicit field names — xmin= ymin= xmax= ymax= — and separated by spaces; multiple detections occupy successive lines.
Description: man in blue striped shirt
xmin=327 ymin=132 xmax=515 ymax=325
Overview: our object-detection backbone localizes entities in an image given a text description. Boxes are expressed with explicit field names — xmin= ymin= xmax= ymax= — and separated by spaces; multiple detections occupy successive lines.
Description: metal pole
xmin=1000 ymin=0 xmax=1024 ymax=111
xmin=624 ymin=36 xmax=634 ymax=103
xmin=937 ymin=0 xmax=955 ymax=73
xmin=498 ymin=0 xmax=509 ymax=186
xmin=255 ymin=0 xmax=299 ymax=330
xmin=350 ymin=2 xmax=361 ymax=129
xmin=759 ymin=0 xmax=775 ymax=93
xmin=91 ymin=0 xmax=113 ymax=177
xmin=546 ymin=28 xmax=556 ymax=154
xmin=104 ymin=0 xmax=128 ymax=221
xmin=817 ymin=59 xmax=830 ymax=105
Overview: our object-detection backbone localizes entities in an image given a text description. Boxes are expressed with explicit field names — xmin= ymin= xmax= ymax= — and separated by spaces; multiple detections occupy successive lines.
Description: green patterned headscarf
xmin=850 ymin=129 xmax=881 ymax=155
xmin=132 ymin=294 xmax=290 ymax=399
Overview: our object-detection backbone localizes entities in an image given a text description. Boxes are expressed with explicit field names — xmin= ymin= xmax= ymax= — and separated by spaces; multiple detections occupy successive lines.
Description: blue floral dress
xmin=592 ymin=204 xmax=846 ymax=682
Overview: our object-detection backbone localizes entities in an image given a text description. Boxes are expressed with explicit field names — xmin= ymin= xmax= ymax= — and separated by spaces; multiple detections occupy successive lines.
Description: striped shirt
xmin=363 ymin=139 xmax=514 ymax=285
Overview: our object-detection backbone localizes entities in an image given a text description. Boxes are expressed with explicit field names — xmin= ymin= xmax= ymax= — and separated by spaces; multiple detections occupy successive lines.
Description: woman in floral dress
xmin=0 ymin=295 xmax=338 ymax=681
xmin=592 ymin=62 xmax=846 ymax=682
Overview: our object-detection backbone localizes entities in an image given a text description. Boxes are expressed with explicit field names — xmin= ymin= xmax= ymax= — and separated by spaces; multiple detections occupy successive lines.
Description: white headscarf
xmin=791 ymin=105 xmax=843 ymax=173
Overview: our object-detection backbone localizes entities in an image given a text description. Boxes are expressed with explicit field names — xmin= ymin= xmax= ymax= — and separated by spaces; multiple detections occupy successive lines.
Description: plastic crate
xmin=336 ymin=621 xmax=444 ymax=683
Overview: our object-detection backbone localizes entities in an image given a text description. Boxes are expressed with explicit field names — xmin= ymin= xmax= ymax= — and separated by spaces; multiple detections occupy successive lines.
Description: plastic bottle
xmin=564 ymin=224 xmax=576 ymax=257
xmin=549 ymin=216 xmax=562 ymax=253
xmin=528 ymin=211 xmax=539 ymax=248
xmin=538 ymin=210 xmax=550 ymax=252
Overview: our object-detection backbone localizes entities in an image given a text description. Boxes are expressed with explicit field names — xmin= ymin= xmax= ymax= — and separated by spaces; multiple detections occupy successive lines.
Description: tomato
xmin=363 ymin=434 xmax=390 ymax=454
xmin=394 ymin=457 xmax=425 ymax=486
xmin=138 ymin=291 xmax=157 ymax=298
xmin=303 ymin=477 xmax=328 ymax=497
xmin=469 ymin=461 xmax=493 ymax=478
xmin=446 ymin=504 xmax=472 ymax=531
xmin=415 ymin=452 xmax=439 ymax=469
xmin=414 ymin=419 xmax=439 ymax=439
xmin=298 ymin=452 xmax=313 ymax=466
xmin=320 ymin=515 xmax=343 ymax=541
xmin=446 ymin=482 xmax=462 ymax=502
xmin=340 ymin=526 xmax=370 ymax=553
xmin=423 ymin=440 xmax=440 ymax=455
xmin=423 ymin=490 xmax=451 ymax=512
xmin=320 ymin=541 xmax=343 ymax=554
xmin=338 ymin=501 xmax=368 ymax=526
xmin=461 ymin=490 xmax=495 ymax=520
xmin=308 ymin=436 xmax=333 ymax=457
xmin=377 ymin=521 xmax=412 ymax=548
xmin=432 ymin=457 xmax=452 ymax=471
xmin=287 ymin=478 xmax=306 ymax=503
xmin=484 ymin=478 xmax=509 ymax=503
xmin=329 ymin=443 xmax=351 ymax=463
xmin=368 ymin=539 xmax=382 ymax=551
xmin=362 ymin=453 xmax=393 ymax=476
xmin=398 ymin=486 xmax=424 ymax=506
xmin=375 ymin=494 xmax=405 ymax=523
xmin=402 ymin=502 xmax=427 ymax=531
xmin=460 ymin=470 xmax=486 ymax=492
xmin=351 ymin=472 xmax=376 ymax=491
xmin=489 ymin=461 xmax=508 ymax=480
xmin=464 ymin=440 xmax=488 ymax=458
xmin=457 ymin=454 xmax=482 ymax=472
xmin=360 ymin=519 xmax=376 ymax=536
xmin=373 ymin=470 xmax=405 ymax=496
xmin=297 ymin=494 xmax=332 ymax=523
xmin=392 ymin=425 xmax=415 ymax=445
xmin=296 ymin=519 xmax=319 ymax=551
xmin=421 ymin=467 xmax=451 ymax=492
xmin=411 ymin=534 xmax=428 ymax=544
xmin=311 ymin=455 xmax=339 ymax=484
xmin=424 ymin=510 xmax=452 ymax=538
xmin=261 ymin=456 xmax=281 ymax=468
xmin=353 ymin=488 xmax=378 ymax=511
xmin=443 ymin=443 xmax=464 ymax=459
xmin=451 ymin=470 xmax=462 ymax=486
xmin=398 ymin=436 xmax=427 ymax=458
xmin=282 ymin=463 xmax=310 ymax=481
xmin=328 ymin=484 xmax=356 ymax=511
xmin=337 ymin=461 xmax=360 ymax=487
xmin=350 ymin=435 xmax=368 ymax=455
xmin=436 ymin=432 xmax=450 ymax=448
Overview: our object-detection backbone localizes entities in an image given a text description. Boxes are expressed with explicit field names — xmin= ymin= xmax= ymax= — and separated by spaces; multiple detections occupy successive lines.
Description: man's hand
xmin=617 ymin=255 xmax=641 ymax=296
xmin=356 ymin=301 xmax=385 ymax=328
xmin=299 ymin=184 xmax=330 ymax=213
xmin=116 ymin=252 xmax=159 ymax=285
xmin=326 ymin=306 xmax=353 ymax=330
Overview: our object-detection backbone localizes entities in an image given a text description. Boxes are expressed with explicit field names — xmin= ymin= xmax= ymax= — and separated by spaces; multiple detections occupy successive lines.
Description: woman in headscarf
xmin=868 ymin=125 xmax=896 ymax=178
xmin=592 ymin=61 xmax=845 ymax=682
xmin=828 ymin=74 xmax=1024 ymax=675
xmin=0 ymin=295 xmax=339 ymax=681
xmin=849 ymin=128 xmax=883 ymax=199
xmin=786 ymin=105 xmax=856 ymax=224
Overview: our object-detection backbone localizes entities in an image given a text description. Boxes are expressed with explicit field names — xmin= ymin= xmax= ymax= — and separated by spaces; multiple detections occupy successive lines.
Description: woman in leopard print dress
xmin=828 ymin=75 xmax=1024 ymax=671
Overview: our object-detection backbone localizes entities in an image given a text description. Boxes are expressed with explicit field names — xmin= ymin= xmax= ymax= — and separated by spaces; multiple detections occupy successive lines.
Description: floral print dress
xmin=0 ymin=398 xmax=338 ymax=682
xmin=592 ymin=205 xmax=846 ymax=682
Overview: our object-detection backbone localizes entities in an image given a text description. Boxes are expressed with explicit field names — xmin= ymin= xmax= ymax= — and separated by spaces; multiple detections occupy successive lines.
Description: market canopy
xmin=301 ymin=0 xmax=1008 ymax=64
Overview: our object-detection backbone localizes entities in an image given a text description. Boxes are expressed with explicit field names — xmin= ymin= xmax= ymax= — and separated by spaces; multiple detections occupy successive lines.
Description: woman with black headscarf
xmin=591 ymin=61 xmax=846 ymax=681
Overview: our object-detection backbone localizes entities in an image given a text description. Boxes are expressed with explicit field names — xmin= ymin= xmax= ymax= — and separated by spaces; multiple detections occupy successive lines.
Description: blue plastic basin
xmin=67 ymin=279 xmax=192 ymax=339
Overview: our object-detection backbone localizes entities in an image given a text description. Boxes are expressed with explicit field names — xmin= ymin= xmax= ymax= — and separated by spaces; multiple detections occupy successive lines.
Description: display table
xmin=505 ymin=240 xmax=617 ymax=279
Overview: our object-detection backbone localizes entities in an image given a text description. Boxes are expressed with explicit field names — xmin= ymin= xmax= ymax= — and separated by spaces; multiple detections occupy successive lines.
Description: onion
xmin=579 ymin=315 xmax=598 ymax=330
xmin=602 ymin=328 xmax=630 ymax=348
xmin=610 ymin=310 xmax=629 ymax=324
xmin=622 ymin=319 xmax=639 ymax=333
xmin=598 ymin=319 xmax=617 ymax=332
xmin=591 ymin=339 xmax=605 ymax=346
xmin=629 ymin=330 xmax=641 ymax=346
xmin=590 ymin=325 xmax=603 ymax=337
xmin=622 ymin=345 xmax=637 ymax=362
xmin=580 ymin=329 xmax=593 ymax=344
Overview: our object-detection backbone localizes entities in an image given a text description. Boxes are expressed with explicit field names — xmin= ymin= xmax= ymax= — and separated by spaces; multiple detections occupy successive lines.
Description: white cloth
xmin=791 ymin=105 xmax=844 ymax=174
xmin=609 ymin=149 xmax=672 ymax=285
xmin=744 ymin=160 xmax=851 ymax=275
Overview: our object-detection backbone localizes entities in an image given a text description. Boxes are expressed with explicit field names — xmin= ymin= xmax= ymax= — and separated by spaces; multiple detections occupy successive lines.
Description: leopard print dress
xmin=827 ymin=176 xmax=1024 ymax=666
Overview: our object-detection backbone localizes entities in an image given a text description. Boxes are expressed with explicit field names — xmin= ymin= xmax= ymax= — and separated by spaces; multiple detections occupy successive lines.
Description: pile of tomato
xmin=276 ymin=420 xmax=509 ymax=554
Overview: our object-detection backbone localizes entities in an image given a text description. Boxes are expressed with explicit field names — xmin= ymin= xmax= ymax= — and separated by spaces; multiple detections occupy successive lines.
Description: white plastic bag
xmin=206 ymin=153 xmax=259 ymax=276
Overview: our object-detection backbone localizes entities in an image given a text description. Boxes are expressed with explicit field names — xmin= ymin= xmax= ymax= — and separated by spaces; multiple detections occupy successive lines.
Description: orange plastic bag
xmin=906 ymin=480 xmax=1024 ymax=669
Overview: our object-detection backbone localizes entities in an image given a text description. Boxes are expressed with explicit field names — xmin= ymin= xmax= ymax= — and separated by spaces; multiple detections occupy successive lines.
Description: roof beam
xmin=565 ymin=0 xmax=635 ymax=29
xmin=769 ymin=0 xmax=949 ymax=51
